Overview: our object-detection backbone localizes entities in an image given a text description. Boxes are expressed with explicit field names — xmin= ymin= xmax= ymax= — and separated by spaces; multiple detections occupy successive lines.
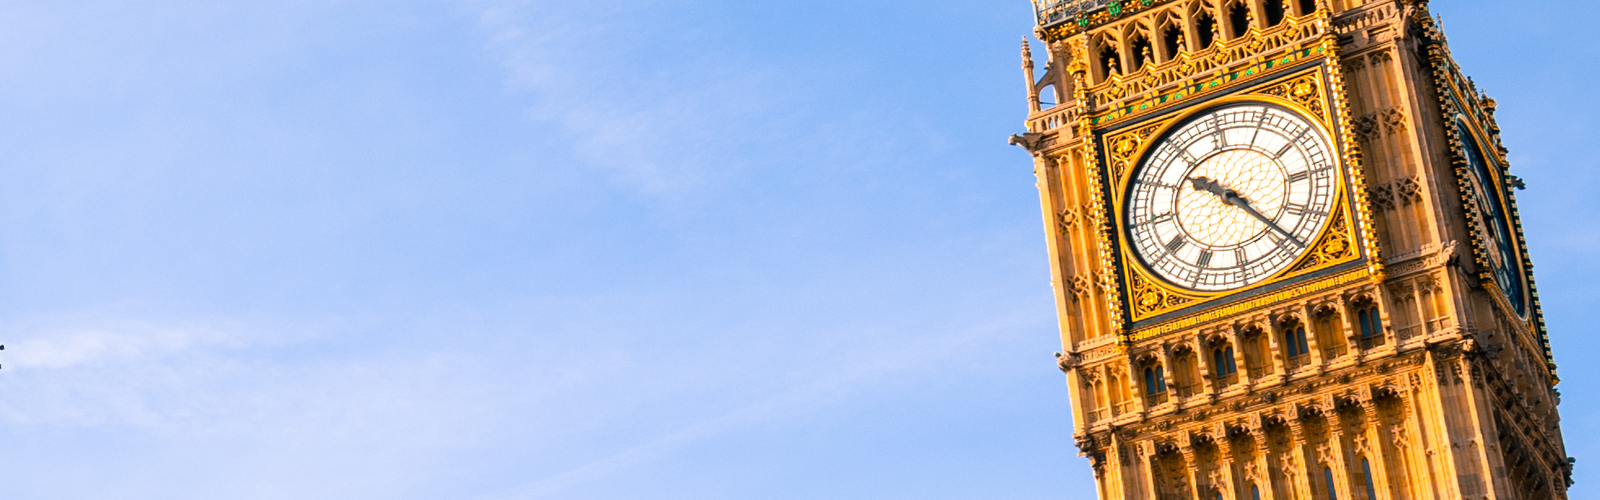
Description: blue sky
xmin=0 ymin=1 xmax=1593 ymax=499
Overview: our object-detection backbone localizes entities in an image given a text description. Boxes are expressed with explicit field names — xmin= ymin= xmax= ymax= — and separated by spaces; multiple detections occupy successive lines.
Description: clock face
xmin=1124 ymin=103 xmax=1338 ymax=292
xmin=1459 ymin=123 xmax=1527 ymax=316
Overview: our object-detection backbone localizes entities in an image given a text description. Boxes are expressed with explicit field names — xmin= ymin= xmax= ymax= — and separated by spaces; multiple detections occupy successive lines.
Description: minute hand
xmin=1188 ymin=176 xmax=1306 ymax=247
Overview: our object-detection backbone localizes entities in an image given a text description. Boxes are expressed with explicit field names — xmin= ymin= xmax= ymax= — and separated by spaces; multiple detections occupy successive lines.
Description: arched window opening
xmin=1130 ymin=35 xmax=1155 ymax=69
xmin=1298 ymin=0 xmax=1318 ymax=16
xmin=1284 ymin=321 xmax=1311 ymax=370
xmin=1109 ymin=374 xmax=1132 ymax=416
xmin=1195 ymin=13 xmax=1218 ymax=48
xmin=1250 ymin=484 xmax=1262 ymax=500
xmin=1100 ymin=46 xmax=1123 ymax=80
xmin=1173 ymin=349 xmax=1202 ymax=397
xmin=1356 ymin=302 xmax=1385 ymax=349
xmin=1313 ymin=309 xmax=1347 ymax=360
xmin=1144 ymin=365 xmax=1170 ymax=405
xmin=1212 ymin=344 xmax=1238 ymax=385
xmin=1421 ymin=283 xmax=1450 ymax=332
xmin=1162 ymin=24 xmax=1187 ymax=58
xmin=1241 ymin=327 xmax=1271 ymax=378
xmin=1228 ymin=2 xmax=1252 ymax=38
xmin=1265 ymin=0 xmax=1286 ymax=26
xmin=1361 ymin=458 xmax=1378 ymax=500
xmin=1085 ymin=379 xmax=1105 ymax=423
xmin=1324 ymin=466 xmax=1340 ymax=500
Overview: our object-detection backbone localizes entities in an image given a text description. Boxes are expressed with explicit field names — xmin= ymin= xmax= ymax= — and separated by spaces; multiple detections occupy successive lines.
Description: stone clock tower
xmin=1012 ymin=0 xmax=1571 ymax=498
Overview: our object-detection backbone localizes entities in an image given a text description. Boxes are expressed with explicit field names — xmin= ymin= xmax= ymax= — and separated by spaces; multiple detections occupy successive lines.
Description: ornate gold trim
xmin=1104 ymin=67 xmax=1364 ymax=329
xmin=1130 ymin=267 xmax=1373 ymax=341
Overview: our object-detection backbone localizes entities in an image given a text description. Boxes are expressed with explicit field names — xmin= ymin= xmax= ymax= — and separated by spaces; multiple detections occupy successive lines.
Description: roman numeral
xmin=1285 ymin=203 xmax=1308 ymax=216
xmin=1250 ymin=110 xmax=1270 ymax=146
xmin=1276 ymin=142 xmax=1296 ymax=159
xmin=1197 ymin=250 xmax=1214 ymax=268
xmin=1149 ymin=212 xmax=1175 ymax=225
xmin=1165 ymin=235 xmax=1186 ymax=253
xmin=1288 ymin=170 xmax=1309 ymax=183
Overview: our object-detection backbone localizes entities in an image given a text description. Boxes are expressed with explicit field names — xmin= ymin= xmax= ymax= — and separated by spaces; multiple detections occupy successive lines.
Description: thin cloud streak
xmin=468 ymin=0 xmax=784 ymax=198
xmin=474 ymin=309 xmax=1050 ymax=500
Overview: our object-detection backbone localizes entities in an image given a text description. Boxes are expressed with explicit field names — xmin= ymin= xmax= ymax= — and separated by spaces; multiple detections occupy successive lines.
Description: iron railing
xmin=1034 ymin=0 xmax=1116 ymax=28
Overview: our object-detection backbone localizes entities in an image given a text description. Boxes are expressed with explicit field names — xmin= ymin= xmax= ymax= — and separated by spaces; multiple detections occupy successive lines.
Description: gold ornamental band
xmin=1130 ymin=267 xmax=1372 ymax=341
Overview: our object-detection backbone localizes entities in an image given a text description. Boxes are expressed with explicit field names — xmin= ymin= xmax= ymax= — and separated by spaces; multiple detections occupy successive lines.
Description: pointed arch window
xmin=1284 ymin=322 xmax=1311 ymax=369
xmin=1356 ymin=302 xmax=1385 ymax=349
xmin=1100 ymin=46 xmax=1122 ymax=80
xmin=1130 ymin=35 xmax=1154 ymax=69
xmin=1144 ymin=366 xmax=1168 ymax=395
xmin=1227 ymin=2 xmax=1251 ymax=38
xmin=1195 ymin=13 xmax=1218 ymax=48
xmin=1324 ymin=466 xmax=1339 ymax=500
xmin=1265 ymin=0 xmax=1286 ymax=26
xmin=1362 ymin=458 xmax=1378 ymax=500
xmin=1162 ymin=24 xmax=1186 ymax=57
xmin=1212 ymin=344 xmax=1238 ymax=385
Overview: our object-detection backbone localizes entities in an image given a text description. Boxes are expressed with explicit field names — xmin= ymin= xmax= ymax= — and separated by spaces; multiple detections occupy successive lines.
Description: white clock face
xmin=1124 ymin=103 xmax=1338 ymax=292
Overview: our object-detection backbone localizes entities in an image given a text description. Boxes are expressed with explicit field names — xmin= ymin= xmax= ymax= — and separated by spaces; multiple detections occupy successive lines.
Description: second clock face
xmin=1125 ymin=103 xmax=1338 ymax=292
xmin=1458 ymin=123 xmax=1526 ymax=316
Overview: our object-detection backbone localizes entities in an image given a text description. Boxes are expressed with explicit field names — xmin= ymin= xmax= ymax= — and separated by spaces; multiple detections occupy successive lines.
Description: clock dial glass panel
xmin=1459 ymin=123 xmax=1527 ymax=316
xmin=1125 ymin=103 xmax=1338 ymax=292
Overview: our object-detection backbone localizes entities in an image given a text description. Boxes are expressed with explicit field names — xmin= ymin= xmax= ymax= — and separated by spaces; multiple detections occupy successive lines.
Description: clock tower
xmin=1013 ymin=1 xmax=1571 ymax=499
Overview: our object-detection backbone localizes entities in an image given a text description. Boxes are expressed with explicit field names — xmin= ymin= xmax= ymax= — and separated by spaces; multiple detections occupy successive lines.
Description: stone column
xmin=1300 ymin=303 xmax=1325 ymax=370
xmin=1249 ymin=425 xmax=1279 ymax=500
xmin=1359 ymin=398 xmax=1397 ymax=500
xmin=1336 ymin=296 xmax=1360 ymax=358
xmin=1161 ymin=343 xmax=1180 ymax=400
xmin=1140 ymin=439 xmax=1162 ymax=500
xmin=1182 ymin=433 xmax=1204 ymax=500
xmin=1195 ymin=339 xmax=1217 ymax=401
xmin=1130 ymin=353 xmax=1152 ymax=416
xmin=1285 ymin=417 xmax=1315 ymax=500
xmin=1323 ymin=405 xmax=1355 ymax=500
xmin=1229 ymin=325 xmax=1251 ymax=388
xmin=1371 ymin=285 xmax=1397 ymax=347
xmin=1393 ymin=387 xmax=1432 ymax=500
xmin=1262 ymin=317 xmax=1287 ymax=383
xmin=1214 ymin=424 xmax=1238 ymax=500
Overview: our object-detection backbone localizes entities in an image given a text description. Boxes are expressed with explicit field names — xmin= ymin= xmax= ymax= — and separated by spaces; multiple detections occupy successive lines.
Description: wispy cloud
xmin=473 ymin=309 xmax=1049 ymax=499
xmin=6 ymin=318 xmax=242 ymax=370
xmin=465 ymin=0 xmax=786 ymax=198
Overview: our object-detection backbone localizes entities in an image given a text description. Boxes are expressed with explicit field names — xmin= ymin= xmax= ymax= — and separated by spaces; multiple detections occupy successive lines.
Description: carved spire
xmin=1023 ymin=38 xmax=1041 ymax=113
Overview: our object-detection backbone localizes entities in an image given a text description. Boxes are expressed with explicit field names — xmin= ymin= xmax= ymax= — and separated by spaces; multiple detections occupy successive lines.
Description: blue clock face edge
xmin=1458 ymin=122 xmax=1527 ymax=317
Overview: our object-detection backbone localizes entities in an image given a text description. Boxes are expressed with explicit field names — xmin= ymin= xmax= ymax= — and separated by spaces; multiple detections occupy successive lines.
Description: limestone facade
xmin=1015 ymin=1 xmax=1571 ymax=498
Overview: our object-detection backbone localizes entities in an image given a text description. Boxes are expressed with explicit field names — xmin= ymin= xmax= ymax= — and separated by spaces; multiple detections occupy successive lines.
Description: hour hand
xmin=1188 ymin=176 xmax=1228 ymax=199
xmin=1187 ymin=176 xmax=1306 ymax=247
xmin=1188 ymin=176 xmax=1244 ymax=208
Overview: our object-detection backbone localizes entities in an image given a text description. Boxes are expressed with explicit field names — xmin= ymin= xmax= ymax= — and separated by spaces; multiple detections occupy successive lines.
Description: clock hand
xmin=1187 ymin=176 xmax=1307 ymax=247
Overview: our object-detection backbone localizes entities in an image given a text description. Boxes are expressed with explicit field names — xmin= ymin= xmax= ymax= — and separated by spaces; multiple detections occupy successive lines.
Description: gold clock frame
xmin=1098 ymin=66 xmax=1367 ymax=334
